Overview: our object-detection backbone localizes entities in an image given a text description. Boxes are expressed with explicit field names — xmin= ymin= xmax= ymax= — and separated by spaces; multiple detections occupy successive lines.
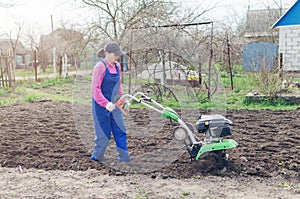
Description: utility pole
xmin=51 ymin=15 xmax=56 ymax=77
xmin=51 ymin=15 xmax=54 ymax=32
xmin=128 ymin=30 xmax=133 ymax=94
xmin=34 ymin=50 xmax=38 ymax=82
xmin=162 ymin=49 xmax=166 ymax=86
xmin=226 ymin=32 xmax=234 ymax=90
xmin=207 ymin=22 xmax=214 ymax=99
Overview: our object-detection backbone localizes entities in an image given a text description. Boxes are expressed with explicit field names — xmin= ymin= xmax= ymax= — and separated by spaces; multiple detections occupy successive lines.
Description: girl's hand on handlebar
xmin=116 ymin=98 xmax=127 ymax=116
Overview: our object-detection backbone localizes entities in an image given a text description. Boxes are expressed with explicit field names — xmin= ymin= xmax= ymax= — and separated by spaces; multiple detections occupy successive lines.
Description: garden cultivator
xmin=118 ymin=92 xmax=238 ymax=162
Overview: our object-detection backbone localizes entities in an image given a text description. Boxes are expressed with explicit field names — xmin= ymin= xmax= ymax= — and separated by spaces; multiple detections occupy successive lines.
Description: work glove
xmin=115 ymin=98 xmax=129 ymax=116
xmin=106 ymin=102 xmax=115 ymax=112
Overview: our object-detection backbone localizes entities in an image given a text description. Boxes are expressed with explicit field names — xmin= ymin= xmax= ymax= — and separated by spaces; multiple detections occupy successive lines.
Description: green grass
xmin=135 ymin=190 xmax=148 ymax=199
xmin=14 ymin=66 xmax=78 ymax=77
xmin=24 ymin=76 xmax=74 ymax=89
xmin=1 ymin=71 xmax=300 ymax=110
xmin=0 ymin=76 xmax=75 ymax=105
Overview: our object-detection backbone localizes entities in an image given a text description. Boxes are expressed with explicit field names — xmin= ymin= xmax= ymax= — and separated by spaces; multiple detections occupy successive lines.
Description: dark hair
xmin=96 ymin=48 xmax=105 ymax=58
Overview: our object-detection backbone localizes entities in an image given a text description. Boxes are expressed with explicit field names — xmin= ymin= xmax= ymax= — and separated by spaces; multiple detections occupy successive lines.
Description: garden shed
xmin=242 ymin=8 xmax=285 ymax=71
xmin=244 ymin=8 xmax=286 ymax=42
xmin=272 ymin=0 xmax=300 ymax=71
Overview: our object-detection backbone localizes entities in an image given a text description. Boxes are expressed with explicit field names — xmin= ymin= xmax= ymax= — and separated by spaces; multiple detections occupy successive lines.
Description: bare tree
xmin=81 ymin=0 xmax=231 ymax=98
xmin=81 ymin=0 xmax=177 ymax=43
xmin=23 ymin=28 xmax=40 ymax=52
xmin=80 ymin=0 xmax=225 ymax=55
xmin=0 ymin=0 xmax=15 ymax=8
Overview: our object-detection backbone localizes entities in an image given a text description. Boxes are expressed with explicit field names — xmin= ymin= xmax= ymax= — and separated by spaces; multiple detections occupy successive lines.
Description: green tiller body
xmin=120 ymin=92 xmax=238 ymax=161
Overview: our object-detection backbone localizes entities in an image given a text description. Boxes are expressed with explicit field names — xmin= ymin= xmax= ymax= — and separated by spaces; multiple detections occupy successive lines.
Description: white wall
xmin=279 ymin=26 xmax=300 ymax=71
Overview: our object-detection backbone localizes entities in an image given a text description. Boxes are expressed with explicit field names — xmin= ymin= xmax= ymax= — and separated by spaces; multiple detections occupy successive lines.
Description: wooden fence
xmin=0 ymin=56 xmax=15 ymax=88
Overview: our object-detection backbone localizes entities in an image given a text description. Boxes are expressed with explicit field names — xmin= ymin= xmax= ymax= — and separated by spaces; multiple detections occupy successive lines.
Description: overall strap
xmin=100 ymin=59 xmax=119 ymax=73
xmin=100 ymin=59 xmax=107 ymax=68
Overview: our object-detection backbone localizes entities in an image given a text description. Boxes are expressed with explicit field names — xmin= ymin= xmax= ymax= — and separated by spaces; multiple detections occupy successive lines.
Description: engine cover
xmin=196 ymin=114 xmax=232 ymax=137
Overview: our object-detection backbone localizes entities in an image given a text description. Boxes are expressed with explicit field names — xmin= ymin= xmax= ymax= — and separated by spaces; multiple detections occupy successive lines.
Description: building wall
xmin=279 ymin=26 xmax=300 ymax=71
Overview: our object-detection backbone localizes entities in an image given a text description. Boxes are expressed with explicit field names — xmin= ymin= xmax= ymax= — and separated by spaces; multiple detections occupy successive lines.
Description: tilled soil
xmin=0 ymin=101 xmax=299 ymax=180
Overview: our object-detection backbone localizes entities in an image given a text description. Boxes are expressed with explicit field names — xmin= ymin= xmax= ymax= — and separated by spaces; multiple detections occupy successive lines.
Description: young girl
xmin=90 ymin=42 xmax=130 ymax=162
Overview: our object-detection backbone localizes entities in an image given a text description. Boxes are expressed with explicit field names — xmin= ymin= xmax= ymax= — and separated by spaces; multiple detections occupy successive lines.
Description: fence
xmin=0 ymin=56 xmax=15 ymax=88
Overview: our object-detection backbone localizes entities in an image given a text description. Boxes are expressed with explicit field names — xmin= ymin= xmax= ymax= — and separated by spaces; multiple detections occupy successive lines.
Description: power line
xmin=132 ymin=22 xmax=213 ymax=29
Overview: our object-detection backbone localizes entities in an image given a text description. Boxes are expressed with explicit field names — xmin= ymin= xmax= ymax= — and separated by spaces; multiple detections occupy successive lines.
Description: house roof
xmin=0 ymin=39 xmax=28 ymax=55
xmin=272 ymin=0 xmax=300 ymax=28
xmin=244 ymin=8 xmax=287 ymax=38
xmin=39 ymin=28 xmax=85 ymax=54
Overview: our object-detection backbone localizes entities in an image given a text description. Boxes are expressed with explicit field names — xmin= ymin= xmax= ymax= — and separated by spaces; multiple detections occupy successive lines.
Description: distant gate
xmin=242 ymin=42 xmax=278 ymax=72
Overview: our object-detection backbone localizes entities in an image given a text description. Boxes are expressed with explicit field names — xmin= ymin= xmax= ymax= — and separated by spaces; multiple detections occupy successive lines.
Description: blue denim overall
xmin=91 ymin=60 xmax=130 ymax=162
